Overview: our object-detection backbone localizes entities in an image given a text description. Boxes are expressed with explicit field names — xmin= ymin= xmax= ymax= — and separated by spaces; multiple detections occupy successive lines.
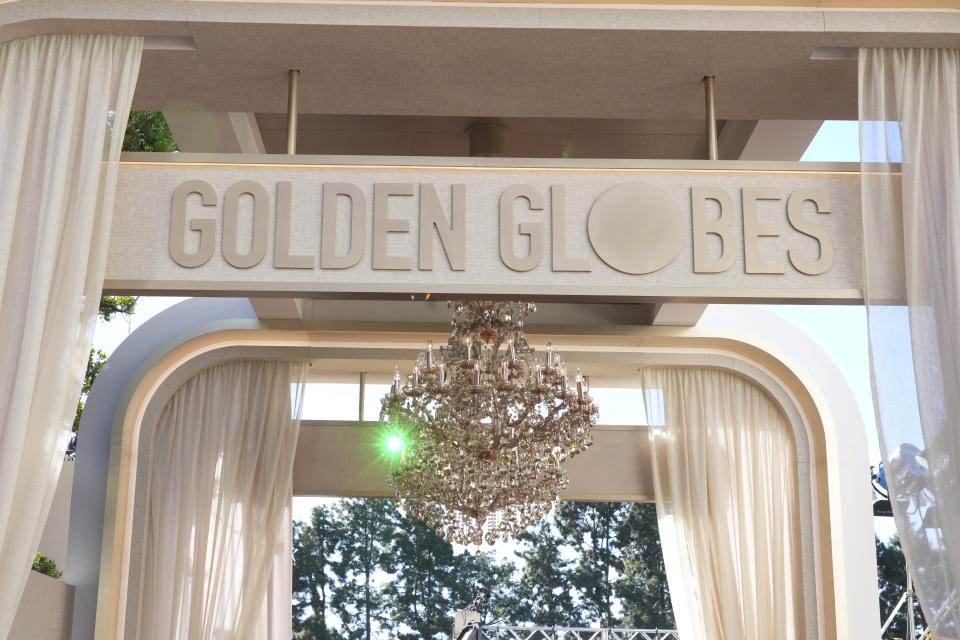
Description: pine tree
xmin=381 ymin=512 xmax=463 ymax=640
xmin=615 ymin=503 xmax=674 ymax=629
xmin=877 ymin=535 xmax=927 ymax=638
xmin=454 ymin=551 xmax=519 ymax=626
xmin=553 ymin=502 xmax=625 ymax=627
xmin=294 ymin=505 xmax=343 ymax=640
xmin=332 ymin=499 xmax=398 ymax=640
xmin=514 ymin=520 xmax=576 ymax=626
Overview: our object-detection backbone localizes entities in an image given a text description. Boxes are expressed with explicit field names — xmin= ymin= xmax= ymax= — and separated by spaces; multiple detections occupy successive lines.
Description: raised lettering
xmin=742 ymin=187 xmax=784 ymax=274
xmin=691 ymin=186 xmax=736 ymax=274
xmin=499 ymin=185 xmax=544 ymax=272
xmin=787 ymin=189 xmax=834 ymax=275
xmin=321 ymin=183 xmax=365 ymax=269
xmin=419 ymin=184 xmax=466 ymax=271
xmin=373 ymin=183 xmax=415 ymax=270
xmin=275 ymin=181 xmax=313 ymax=269
xmin=170 ymin=180 xmax=217 ymax=268
xmin=222 ymin=181 xmax=269 ymax=269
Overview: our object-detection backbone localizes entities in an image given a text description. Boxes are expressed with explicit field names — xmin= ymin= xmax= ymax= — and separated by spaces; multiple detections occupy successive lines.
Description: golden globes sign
xmin=105 ymin=155 xmax=874 ymax=302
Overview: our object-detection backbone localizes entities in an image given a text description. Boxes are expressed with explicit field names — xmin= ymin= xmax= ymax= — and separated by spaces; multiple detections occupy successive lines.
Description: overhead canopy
xmin=4 ymin=1 xmax=960 ymax=126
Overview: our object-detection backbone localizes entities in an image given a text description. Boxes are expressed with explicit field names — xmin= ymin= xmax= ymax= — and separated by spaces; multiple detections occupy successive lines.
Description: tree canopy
xmin=876 ymin=535 xmax=927 ymax=638
xmin=292 ymin=499 xmax=674 ymax=640
xmin=123 ymin=111 xmax=178 ymax=153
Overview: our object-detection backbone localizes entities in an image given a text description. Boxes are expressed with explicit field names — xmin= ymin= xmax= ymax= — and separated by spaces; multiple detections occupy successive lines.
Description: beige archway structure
xmin=82 ymin=312 xmax=870 ymax=640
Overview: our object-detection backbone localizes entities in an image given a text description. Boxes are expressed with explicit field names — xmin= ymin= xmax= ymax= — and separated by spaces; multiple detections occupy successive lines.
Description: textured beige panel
xmin=136 ymin=26 xmax=859 ymax=120
xmin=293 ymin=423 xmax=653 ymax=500
xmin=9 ymin=572 xmax=74 ymax=640
xmin=1 ymin=2 xmax=958 ymax=124
xmin=107 ymin=156 xmax=882 ymax=302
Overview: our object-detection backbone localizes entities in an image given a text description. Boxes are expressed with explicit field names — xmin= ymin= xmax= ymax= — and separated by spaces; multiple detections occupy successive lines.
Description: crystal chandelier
xmin=380 ymin=300 xmax=598 ymax=546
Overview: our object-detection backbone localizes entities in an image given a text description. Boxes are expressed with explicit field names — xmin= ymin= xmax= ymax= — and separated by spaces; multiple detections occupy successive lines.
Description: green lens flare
xmin=385 ymin=433 xmax=405 ymax=454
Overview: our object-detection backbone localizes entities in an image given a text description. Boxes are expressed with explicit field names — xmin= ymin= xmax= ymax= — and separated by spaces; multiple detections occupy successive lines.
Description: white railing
xmin=481 ymin=625 xmax=679 ymax=640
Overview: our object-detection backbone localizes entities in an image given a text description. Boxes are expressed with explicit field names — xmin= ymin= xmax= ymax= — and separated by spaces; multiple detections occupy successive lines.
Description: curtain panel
xmin=0 ymin=34 xmax=142 ymax=635
xmin=860 ymin=48 xmax=960 ymax=635
xmin=137 ymin=360 xmax=308 ymax=640
xmin=640 ymin=367 xmax=804 ymax=640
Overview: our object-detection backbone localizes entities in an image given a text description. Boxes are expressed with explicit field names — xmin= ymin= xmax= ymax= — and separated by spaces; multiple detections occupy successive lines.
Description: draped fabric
xmin=640 ymin=367 xmax=804 ymax=640
xmin=860 ymin=48 xmax=960 ymax=635
xmin=138 ymin=360 xmax=308 ymax=639
xmin=0 ymin=34 xmax=142 ymax=635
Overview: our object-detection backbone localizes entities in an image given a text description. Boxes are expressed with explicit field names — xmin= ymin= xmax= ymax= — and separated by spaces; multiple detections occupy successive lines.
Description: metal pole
xmin=907 ymin=572 xmax=915 ymax=640
xmin=703 ymin=75 xmax=718 ymax=160
xmin=358 ymin=371 xmax=366 ymax=421
xmin=286 ymin=69 xmax=300 ymax=155
xmin=880 ymin=591 xmax=908 ymax=634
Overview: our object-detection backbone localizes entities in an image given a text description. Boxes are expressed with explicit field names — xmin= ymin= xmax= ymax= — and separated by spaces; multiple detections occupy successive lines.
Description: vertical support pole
xmin=358 ymin=371 xmax=366 ymax=421
xmin=703 ymin=75 xmax=718 ymax=161
xmin=286 ymin=69 xmax=300 ymax=155
xmin=907 ymin=571 xmax=915 ymax=640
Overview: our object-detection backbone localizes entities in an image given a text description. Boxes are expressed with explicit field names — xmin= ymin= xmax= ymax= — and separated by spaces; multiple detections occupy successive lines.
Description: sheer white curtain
xmin=0 ymin=34 xmax=141 ymax=634
xmin=640 ymin=367 xmax=804 ymax=640
xmin=860 ymin=48 xmax=960 ymax=635
xmin=138 ymin=360 xmax=308 ymax=639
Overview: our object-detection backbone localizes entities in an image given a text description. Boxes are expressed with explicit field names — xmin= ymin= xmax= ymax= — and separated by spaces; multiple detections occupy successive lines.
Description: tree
xmin=877 ymin=535 xmax=927 ymax=638
xmin=554 ymin=501 xmax=625 ymax=627
xmin=72 ymin=349 xmax=107 ymax=433
xmin=514 ymin=520 xmax=575 ymax=626
xmin=69 ymin=297 xmax=139 ymax=455
xmin=98 ymin=295 xmax=138 ymax=321
xmin=332 ymin=499 xmax=397 ymax=640
xmin=453 ymin=551 xmax=519 ymax=626
xmin=294 ymin=505 xmax=343 ymax=640
xmin=615 ymin=503 xmax=674 ymax=629
xmin=381 ymin=512 xmax=463 ymax=640
xmin=123 ymin=111 xmax=178 ymax=152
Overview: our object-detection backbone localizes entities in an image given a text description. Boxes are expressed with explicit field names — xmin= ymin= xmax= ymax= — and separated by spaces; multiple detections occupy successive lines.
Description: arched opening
xmin=80 ymin=324 xmax=839 ymax=640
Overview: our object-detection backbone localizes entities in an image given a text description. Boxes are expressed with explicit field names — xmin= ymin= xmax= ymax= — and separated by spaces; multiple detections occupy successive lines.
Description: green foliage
xmin=73 ymin=349 xmax=107 ymax=433
xmin=455 ymin=551 xmax=519 ymax=626
xmin=292 ymin=499 xmax=676 ymax=639
xmin=72 ymin=297 xmax=138 ymax=435
xmin=877 ymin=535 xmax=927 ymax=638
xmin=382 ymin=511 xmax=463 ymax=640
xmin=514 ymin=521 xmax=575 ymax=626
xmin=332 ymin=499 xmax=397 ymax=640
xmin=31 ymin=553 xmax=62 ymax=579
xmin=616 ymin=503 xmax=675 ymax=629
xmin=123 ymin=111 xmax=178 ymax=153
xmin=294 ymin=505 xmax=342 ymax=640
xmin=98 ymin=296 xmax=138 ymax=321
xmin=554 ymin=501 xmax=624 ymax=627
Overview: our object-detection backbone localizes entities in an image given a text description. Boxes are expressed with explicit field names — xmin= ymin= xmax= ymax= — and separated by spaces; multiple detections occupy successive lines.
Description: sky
xmin=90 ymin=119 xmax=895 ymax=540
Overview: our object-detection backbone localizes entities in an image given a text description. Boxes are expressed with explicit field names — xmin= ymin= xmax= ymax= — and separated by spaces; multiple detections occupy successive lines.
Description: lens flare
xmin=384 ymin=433 xmax=405 ymax=454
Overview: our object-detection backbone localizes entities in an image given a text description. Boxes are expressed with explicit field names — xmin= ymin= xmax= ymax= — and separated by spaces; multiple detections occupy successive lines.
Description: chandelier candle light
xmin=380 ymin=300 xmax=598 ymax=546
